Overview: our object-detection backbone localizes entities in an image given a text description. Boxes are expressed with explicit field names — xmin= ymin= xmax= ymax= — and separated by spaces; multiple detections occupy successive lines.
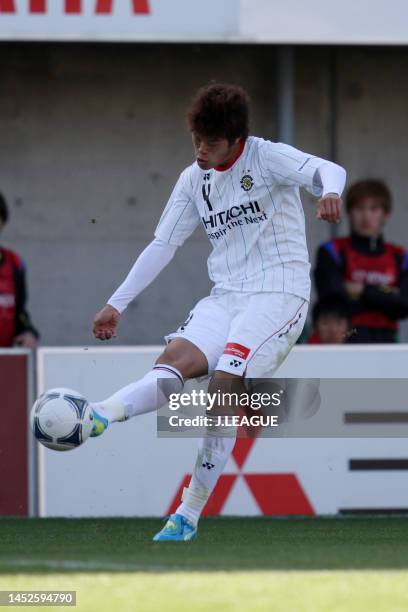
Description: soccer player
xmin=91 ymin=84 xmax=346 ymax=541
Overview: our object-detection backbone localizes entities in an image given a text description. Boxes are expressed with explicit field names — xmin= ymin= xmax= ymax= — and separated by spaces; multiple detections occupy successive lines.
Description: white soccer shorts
xmin=165 ymin=289 xmax=308 ymax=377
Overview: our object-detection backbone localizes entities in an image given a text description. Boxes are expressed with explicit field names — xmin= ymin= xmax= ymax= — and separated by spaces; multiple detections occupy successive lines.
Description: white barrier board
xmin=37 ymin=345 xmax=408 ymax=517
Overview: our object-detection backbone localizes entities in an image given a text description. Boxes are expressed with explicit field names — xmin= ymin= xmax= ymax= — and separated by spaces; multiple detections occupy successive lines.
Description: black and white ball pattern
xmin=30 ymin=387 xmax=93 ymax=451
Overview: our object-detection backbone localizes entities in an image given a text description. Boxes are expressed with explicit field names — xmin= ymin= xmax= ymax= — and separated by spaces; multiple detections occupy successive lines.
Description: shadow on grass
xmin=1 ymin=516 xmax=408 ymax=573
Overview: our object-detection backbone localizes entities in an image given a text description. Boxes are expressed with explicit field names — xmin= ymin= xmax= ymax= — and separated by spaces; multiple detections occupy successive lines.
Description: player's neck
xmin=215 ymin=139 xmax=246 ymax=172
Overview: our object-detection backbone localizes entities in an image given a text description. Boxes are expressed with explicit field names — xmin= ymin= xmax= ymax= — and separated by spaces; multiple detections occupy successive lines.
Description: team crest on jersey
xmin=240 ymin=174 xmax=254 ymax=192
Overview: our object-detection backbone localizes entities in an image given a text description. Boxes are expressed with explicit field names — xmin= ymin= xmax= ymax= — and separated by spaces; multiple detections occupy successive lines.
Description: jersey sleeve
xmin=154 ymin=168 xmax=201 ymax=247
xmin=258 ymin=140 xmax=329 ymax=197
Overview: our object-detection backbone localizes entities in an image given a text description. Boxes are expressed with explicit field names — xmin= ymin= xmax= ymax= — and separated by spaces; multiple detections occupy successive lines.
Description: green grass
xmin=0 ymin=517 xmax=408 ymax=611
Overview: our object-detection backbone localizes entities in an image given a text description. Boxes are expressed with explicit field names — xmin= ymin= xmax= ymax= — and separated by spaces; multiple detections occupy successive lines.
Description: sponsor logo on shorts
xmin=223 ymin=342 xmax=250 ymax=360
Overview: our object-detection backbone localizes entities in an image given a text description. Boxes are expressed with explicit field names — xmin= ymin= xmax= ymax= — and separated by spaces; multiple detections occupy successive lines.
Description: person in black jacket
xmin=314 ymin=179 xmax=408 ymax=343
xmin=0 ymin=194 xmax=38 ymax=348
xmin=308 ymin=293 xmax=351 ymax=344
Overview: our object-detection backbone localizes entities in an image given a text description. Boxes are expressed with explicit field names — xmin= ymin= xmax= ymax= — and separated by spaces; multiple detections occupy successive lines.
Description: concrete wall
xmin=1 ymin=43 xmax=408 ymax=345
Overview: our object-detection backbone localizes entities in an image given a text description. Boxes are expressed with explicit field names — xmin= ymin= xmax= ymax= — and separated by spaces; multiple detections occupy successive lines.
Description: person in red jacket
xmin=0 ymin=194 xmax=38 ymax=348
xmin=314 ymin=180 xmax=408 ymax=343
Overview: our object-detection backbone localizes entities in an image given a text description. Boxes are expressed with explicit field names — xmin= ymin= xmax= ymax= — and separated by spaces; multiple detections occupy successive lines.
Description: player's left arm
xmin=261 ymin=141 xmax=346 ymax=223
xmin=314 ymin=162 xmax=346 ymax=224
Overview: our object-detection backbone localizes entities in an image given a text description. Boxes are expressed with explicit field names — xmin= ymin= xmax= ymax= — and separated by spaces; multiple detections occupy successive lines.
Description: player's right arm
xmin=93 ymin=167 xmax=200 ymax=341
xmin=93 ymin=239 xmax=177 ymax=340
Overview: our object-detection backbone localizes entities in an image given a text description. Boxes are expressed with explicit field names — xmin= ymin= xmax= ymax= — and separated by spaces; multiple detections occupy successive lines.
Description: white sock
xmin=93 ymin=364 xmax=184 ymax=422
xmin=176 ymin=431 xmax=237 ymax=526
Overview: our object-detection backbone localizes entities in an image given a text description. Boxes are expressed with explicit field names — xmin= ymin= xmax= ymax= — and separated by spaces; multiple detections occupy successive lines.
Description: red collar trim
xmin=214 ymin=140 xmax=246 ymax=172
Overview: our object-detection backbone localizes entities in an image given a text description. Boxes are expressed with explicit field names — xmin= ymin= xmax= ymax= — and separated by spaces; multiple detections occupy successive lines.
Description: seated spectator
xmin=308 ymin=294 xmax=351 ymax=344
xmin=0 ymin=194 xmax=38 ymax=348
xmin=314 ymin=180 xmax=408 ymax=343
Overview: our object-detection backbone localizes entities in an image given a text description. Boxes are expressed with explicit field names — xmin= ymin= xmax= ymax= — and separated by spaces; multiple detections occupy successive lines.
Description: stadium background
xmin=1 ymin=4 xmax=408 ymax=610
xmin=1 ymin=2 xmax=408 ymax=345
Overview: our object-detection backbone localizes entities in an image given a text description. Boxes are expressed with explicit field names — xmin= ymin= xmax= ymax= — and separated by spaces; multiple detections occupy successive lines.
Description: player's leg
xmin=91 ymin=292 xmax=231 ymax=436
xmin=153 ymin=370 xmax=243 ymax=542
xmin=90 ymin=338 xmax=207 ymax=435
xmin=154 ymin=292 xmax=308 ymax=540
xmin=175 ymin=371 xmax=243 ymax=517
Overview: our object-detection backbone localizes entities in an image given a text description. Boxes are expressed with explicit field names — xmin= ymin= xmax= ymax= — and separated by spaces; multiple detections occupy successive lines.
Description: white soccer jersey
xmin=154 ymin=136 xmax=329 ymax=300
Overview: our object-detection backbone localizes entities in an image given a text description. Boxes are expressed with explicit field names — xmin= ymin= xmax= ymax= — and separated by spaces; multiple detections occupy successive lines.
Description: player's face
xmin=315 ymin=315 xmax=348 ymax=344
xmin=192 ymin=133 xmax=240 ymax=170
xmin=349 ymin=197 xmax=389 ymax=237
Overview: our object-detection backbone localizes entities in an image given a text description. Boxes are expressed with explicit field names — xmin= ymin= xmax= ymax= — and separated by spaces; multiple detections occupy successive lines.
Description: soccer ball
xmin=30 ymin=387 xmax=93 ymax=451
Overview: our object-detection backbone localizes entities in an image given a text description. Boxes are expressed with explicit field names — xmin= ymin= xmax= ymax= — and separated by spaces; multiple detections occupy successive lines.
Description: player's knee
xmin=157 ymin=374 xmax=184 ymax=402
xmin=155 ymin=345 xmax=180 ymax=372
xmin=155 ymin=340 xmax=206 ymax=380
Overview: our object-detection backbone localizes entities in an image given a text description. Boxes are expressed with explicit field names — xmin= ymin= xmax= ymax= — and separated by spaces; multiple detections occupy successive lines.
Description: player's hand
xmin=93 ymin=304 xmax=120 ymax=341
xmin=316 ymin=193 xmax=342 ymax=223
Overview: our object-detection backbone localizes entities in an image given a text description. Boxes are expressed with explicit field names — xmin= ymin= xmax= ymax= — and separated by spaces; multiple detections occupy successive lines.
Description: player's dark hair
xmin=312 ymin=293 xmax=351 ymax=325
xmin=187 ymin=83 xmax=250 ymax=143
xmin=0 ymin=193 xmax=8 ymax=225
xmin=346 ymin=179 xmax=392 ymax=214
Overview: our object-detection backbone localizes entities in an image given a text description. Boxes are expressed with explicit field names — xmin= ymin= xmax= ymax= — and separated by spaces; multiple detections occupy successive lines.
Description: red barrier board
xmin=0 ymin=354 xmax=29 ymax=516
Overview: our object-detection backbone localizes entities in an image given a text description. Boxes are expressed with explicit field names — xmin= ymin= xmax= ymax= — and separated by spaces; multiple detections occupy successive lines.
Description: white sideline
xmin=3 ymin=560 xmax=407 ymax=575
xmin=1 ymin=559 xmax=175 ymax=572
